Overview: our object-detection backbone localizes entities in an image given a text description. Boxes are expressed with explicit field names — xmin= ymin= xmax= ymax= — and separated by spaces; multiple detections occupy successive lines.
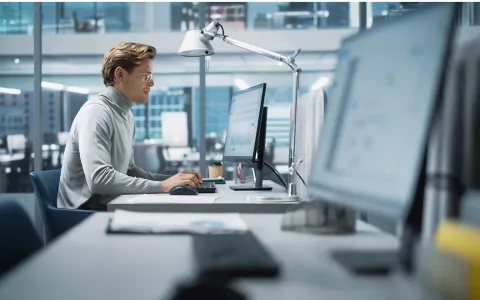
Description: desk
xmin=0 ymin=154 xmax=24 ymax=163
xmin=108 ymin=180 xmax=296 ymax=214
xmin=0 ymin=213 xmax=407 ymax=300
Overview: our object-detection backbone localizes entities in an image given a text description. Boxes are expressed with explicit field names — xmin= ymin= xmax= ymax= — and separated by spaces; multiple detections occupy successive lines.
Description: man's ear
xmin=114 ymin=66 xmax=123 ymax=83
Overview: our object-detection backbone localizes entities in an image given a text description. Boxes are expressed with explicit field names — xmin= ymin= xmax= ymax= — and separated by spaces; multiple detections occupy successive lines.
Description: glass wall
xmin=216 ymin=2 xmax=349 ymax=30
xmin=2 ymin=2 xmax=478 ymax=35
xmin=1 ymin=2 xmax=357 ymax=34
xmin=4 ymin=0 xmax=450 ymax=191
xmin=0 ymin=60 xmax=33 ymax=193
xmin=0 ymin=1 xmax=426 ymax=192
xmin=368 ymin=2 xmax=476 ymax=27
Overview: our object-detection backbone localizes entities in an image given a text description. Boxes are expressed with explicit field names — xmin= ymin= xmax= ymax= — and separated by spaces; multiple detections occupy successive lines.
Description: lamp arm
xmin=205 ymin=32 xmax=301 ymax=72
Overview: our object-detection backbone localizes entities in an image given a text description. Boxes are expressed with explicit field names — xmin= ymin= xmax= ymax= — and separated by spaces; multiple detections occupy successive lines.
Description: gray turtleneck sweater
xmin=57 ymin=86 xmax=169 ymax=209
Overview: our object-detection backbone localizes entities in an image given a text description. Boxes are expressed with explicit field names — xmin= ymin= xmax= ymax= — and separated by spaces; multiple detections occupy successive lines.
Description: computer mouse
xmin=169 ymin=185 xmax=198 ymax=196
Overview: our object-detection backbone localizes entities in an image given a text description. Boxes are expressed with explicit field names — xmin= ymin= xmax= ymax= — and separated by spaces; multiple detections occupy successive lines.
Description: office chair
xmin=7 ymin=143 xmax=32 ymax=192
xmin=0 ymin=135 xmax=6 ymax=153
xmin=157 ymin=145 xmax=179 ymax=174
xmin=0 ymin=201 xmax=43 ymax=279
xmin=30 ymin=169 xmax=94 ymax=243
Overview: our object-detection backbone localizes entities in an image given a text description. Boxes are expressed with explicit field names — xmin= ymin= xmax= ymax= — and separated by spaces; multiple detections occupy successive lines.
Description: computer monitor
xmin=161 ymin=111 xmax=189 ymax=147
xmin=223 ymin=83 xmax=272 ymax=191
xmin=307 ymin=3 xmax=458 ymax=270
xmin=57 ymin=132 xmax=70 ymax=146
xmin=6 ymin=134 xmax=26 ymax=154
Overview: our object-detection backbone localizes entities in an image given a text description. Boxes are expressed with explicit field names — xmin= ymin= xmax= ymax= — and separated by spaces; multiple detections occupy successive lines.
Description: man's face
xmin=119 ymin=59 xmax=155 ymax=103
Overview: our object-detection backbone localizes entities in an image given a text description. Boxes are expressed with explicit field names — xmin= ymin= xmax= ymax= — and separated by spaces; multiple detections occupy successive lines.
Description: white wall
xmin=0 ymin=29 xmax=357 ymax=56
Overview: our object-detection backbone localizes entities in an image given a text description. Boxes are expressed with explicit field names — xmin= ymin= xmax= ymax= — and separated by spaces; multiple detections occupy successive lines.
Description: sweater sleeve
xmin=77 ymin=104 xmax=161 ymax=195
xmin=127 ymin=156 xmax=171 ymax=182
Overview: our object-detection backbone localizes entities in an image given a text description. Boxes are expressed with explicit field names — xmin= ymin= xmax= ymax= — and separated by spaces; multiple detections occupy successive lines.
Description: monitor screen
xmin=223 ymin=83 xmax=266 ymax=162
xmin=161 ymin=111 xmax=188 ymax=147
xmin=6 ymin=134 xmax=26 ymax=152
xmin=57 ymin=132 xmax=70 ymax=146
xmin=308 ymin=3 xmax=458 ymax=219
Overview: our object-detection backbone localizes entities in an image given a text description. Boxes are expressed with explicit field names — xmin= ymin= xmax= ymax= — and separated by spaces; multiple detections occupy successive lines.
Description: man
xmin=57 ymin=42 xmax=201 ymax=210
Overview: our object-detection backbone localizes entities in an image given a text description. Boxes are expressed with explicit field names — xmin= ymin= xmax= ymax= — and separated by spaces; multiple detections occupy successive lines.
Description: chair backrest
xmin=0 ymin=201 xmax=43 ymax=278
xmin=30 ymin=169 xmax=61 ymax=209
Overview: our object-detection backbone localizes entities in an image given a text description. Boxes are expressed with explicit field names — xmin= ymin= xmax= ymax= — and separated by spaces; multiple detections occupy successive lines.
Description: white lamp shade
xmin=178 ymin=30 xmax=215 ymax=57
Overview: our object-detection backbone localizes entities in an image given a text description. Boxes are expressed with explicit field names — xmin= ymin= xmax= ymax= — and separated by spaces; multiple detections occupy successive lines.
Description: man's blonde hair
xmin=101 ymin=42 xmax=157 ymax=87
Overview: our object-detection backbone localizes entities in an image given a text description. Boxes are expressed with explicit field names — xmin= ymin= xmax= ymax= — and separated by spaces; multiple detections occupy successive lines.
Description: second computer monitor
xmin=223 ymin=83 xmax=266 ymax=163
xmin=223 ymin=83 xmax=272 ymax=191
xmin=308 ymin=3 xmax=458 ymax=220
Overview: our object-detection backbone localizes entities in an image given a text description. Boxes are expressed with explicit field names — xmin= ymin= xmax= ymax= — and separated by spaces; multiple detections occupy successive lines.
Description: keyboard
xmin=192 ymin=231 xmax=280 ymax=278
xmin=196 ymin=182 xmax=217 ymax=193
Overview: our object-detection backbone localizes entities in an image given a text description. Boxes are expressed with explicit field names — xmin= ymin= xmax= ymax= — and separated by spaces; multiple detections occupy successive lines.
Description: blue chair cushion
xmin=0 ymin=201 xmax=42 ymax=278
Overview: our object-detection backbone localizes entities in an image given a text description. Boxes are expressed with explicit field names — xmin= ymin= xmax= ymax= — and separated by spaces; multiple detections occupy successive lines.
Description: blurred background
xmin=0 ymin=2 xmax=478 ymax=193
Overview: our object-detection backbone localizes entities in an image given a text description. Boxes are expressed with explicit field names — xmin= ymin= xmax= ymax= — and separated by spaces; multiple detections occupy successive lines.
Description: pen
xmin=237 ymin=163 xmax=244 ymax=182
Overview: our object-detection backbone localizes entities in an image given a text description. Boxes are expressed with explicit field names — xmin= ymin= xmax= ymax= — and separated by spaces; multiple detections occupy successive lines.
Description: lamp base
xmin=288 ymin=183 xmax=297 ymax=197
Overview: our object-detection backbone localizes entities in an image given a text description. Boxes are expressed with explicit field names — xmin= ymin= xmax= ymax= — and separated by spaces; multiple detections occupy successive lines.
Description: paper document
xmin=108 ymin=210 xmax=249 ymax=234
xmin=124 ymin=194 xmax=217 ymax=204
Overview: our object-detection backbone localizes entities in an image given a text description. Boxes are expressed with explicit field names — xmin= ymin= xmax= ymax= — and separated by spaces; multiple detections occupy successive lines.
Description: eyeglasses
xmin=143 ymin=73 xmax=155 ymax=84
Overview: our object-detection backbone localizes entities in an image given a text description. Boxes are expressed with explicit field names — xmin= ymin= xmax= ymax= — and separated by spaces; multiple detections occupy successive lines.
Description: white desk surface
xmin=0 ymin=151 xmax=52 ymax=164
xmin=0 ymin=154 xmax=24 ymax=164
xmin=0 ymin=213 xmax=419 ymax=300
xmin=108 ymin=180 xmax=297 ymax=214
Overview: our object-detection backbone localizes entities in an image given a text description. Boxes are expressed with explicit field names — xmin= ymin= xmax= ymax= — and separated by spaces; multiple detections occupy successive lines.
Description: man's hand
xmin=160 ymin=172 xmax=202 ymax=193
xmin=181 ymin=170 xmax=202 ymax=183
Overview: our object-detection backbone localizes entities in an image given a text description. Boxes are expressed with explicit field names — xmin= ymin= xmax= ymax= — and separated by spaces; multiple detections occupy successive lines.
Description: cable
xmin=296 ymin=171 xmax=308 ymax=187
xmin=218 ymin=23 xmax=225 ymax=36
xmin=263 ymin=161 xmax=287 ymax=188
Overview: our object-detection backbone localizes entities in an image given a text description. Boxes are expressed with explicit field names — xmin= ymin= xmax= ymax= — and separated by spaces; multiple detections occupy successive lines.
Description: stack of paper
xmin=124 ymin=194 xmax=218 ymax=204
xmin=108 ymin=210 xmax=249 ymax=234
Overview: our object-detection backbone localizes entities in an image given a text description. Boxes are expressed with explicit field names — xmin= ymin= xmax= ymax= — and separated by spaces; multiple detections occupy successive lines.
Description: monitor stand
xmin=331 ymin=151 xmax=427 ymax=275
xmin=230 ymin=107 xmax=273 ymax=192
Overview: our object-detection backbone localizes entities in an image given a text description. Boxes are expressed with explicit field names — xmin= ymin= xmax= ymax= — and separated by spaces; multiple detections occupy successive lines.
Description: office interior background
xmin=1 ymin=2 xmax=479 ymax=194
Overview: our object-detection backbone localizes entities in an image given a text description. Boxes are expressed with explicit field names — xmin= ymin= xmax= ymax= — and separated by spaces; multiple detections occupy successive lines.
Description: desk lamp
xmin=178 ymin=21 xmax=302 ymax=200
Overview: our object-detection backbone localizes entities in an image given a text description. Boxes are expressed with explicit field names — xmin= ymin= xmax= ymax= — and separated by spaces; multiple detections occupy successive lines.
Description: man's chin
xmin=136 ymin=96 xmax=149 ymax=103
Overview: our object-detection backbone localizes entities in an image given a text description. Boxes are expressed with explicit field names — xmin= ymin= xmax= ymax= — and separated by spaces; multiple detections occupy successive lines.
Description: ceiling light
xmin=0 ymin=87 xmax=21 ymax=95
xmin=42 ymin=81 xmax=64 ymax=90
xmin=66 ymin=86 xmax=90 ymax=94
xmin=14 ymin=58 xmax=20 ymax=64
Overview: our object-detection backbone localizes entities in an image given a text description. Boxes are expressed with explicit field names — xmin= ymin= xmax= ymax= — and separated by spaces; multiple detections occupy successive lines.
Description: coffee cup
xmin=208 ymin=162 xmax=223 ymax=178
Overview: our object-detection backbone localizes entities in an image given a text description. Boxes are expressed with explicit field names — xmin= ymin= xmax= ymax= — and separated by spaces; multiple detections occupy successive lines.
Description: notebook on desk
xmin=124 ymin=194 xmax=218 ymax=204
xmin=106 ymin=210 xmax=248 ymax=234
